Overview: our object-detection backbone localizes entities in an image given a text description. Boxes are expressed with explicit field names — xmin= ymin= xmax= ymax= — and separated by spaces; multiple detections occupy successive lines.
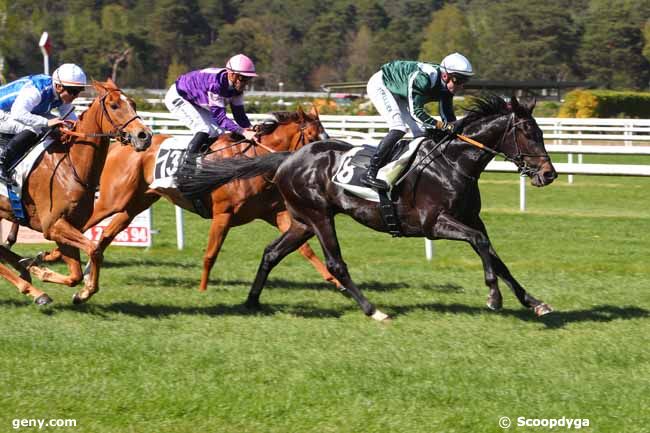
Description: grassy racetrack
xmin=1 ymin=168 xmax=649 ymax=432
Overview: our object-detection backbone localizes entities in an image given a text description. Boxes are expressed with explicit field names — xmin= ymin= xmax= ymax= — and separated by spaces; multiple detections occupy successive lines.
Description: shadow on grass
xmin=129 ymin=276 xmax=463 ymax=293
xmin=2 ymin=297 xmax=645 ymax=328
xmin=42 ymin=300 xmax=350 ymax=320
xmin=389 ymin=302 xmax=649 ymax=329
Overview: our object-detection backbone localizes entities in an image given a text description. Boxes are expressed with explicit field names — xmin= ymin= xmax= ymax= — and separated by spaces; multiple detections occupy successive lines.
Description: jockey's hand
xmin=47 ymin=118 xmax=68 ymax=128
xmin=436 ymin=120 xmax=460 ymax=136
xmin=242 ymin=129 xmax=258 ymax=142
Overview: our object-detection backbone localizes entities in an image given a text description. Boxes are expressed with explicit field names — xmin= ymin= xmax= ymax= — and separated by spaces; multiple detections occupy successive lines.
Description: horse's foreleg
xmin=0 ymin=261 xmax=52 ymax=305
xmin=274 ymin=210 xmax=341 ymax=288
xmin=42 ymin=219 xmax=101 ymax=303
xmin=3 ymin=222 xmax=19 ymax=249
xmin=471 ymin=218 xmax=552 ymax=316
xmin=433 ymin=214 xmax=501 ymax=309
xmin=28 ymin=244 xmax=83 ymax=287
xmin=247 ymin=219 xmax=314 ymax=308
xmin=200 ymin=212 xmax=233 ymax=291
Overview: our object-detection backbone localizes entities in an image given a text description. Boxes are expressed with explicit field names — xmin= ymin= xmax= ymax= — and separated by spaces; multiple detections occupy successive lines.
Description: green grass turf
xmin=1 ymin=172 xmax=649 ymax=433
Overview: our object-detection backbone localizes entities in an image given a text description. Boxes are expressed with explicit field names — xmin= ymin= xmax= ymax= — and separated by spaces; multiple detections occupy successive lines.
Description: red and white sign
xmin=0 ymin=209 xmax=152 ymax=247
xmin=38 ymin=32 xmax=52 ymax=56
xmin=84 ymin=209 xmax=152 ymax=247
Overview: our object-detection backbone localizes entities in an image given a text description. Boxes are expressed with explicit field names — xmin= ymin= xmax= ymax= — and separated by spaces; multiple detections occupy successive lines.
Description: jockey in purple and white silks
xmin=0 ymin=63 xmax=87 ymax=184
xmin=164 ymin=54 xmax=259 ymax=156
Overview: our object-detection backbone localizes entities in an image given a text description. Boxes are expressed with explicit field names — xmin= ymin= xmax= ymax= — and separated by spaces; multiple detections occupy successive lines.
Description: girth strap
xmin=378 ymin=190 xmax=403 ymax=237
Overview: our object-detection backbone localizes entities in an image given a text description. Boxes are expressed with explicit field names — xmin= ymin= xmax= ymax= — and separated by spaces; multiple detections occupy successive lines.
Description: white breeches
xmin=366 ymin=70 xmax=424 ymax=137
xmin=164 ymin=84 xmax=223 ymax=136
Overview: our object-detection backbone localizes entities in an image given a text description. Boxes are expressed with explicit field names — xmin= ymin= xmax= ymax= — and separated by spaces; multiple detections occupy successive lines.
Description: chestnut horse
xmin=175 ymin=96 xmax=557 ymax=321
xmin=35 ymin=106 xmax=338 ymax=296
xmin=0 ymin=79 xmax=152 ymax=304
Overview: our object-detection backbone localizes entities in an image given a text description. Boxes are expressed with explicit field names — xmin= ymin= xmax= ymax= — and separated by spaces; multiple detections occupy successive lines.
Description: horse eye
xmin=111 ymin=103 xmax=119 ymax=110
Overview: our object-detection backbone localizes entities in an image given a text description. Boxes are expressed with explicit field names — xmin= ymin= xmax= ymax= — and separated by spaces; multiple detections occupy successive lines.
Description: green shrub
xmin=560 ymin=89 xmax=650 ymax=118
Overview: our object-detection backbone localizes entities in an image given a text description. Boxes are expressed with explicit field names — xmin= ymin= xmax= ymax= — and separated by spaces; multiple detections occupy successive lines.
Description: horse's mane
xmin=272 ymin=110 xmax=307 ymax=124
xmin=461 ymin=95 xmax=511 ymax=126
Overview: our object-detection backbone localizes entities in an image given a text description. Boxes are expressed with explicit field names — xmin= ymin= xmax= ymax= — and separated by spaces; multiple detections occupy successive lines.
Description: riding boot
xmin=182 ymin=132 xmax=211 ymax=180
xmin=187 ymin=132 xmax=210 ymax=155
xmin=361 ymin=129 xmax=405 ymax=191
xmin=0 ymin=130 xmax=38 ymax=185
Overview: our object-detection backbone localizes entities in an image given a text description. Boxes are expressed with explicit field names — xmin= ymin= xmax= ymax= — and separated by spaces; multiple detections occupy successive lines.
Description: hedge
xmin=559 ymin=89 xmax=650 ymax=118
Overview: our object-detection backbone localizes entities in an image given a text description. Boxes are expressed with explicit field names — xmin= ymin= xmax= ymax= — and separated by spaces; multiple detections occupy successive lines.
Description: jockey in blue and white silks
xmin=164 ymin=53 xmax=259 ymax=156
xmin=0 ymin=63 xmax=87 ymax=184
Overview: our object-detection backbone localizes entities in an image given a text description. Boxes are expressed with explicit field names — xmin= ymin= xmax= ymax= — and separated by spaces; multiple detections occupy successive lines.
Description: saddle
xmin=332 ymin=137 xmax=427 ymax=236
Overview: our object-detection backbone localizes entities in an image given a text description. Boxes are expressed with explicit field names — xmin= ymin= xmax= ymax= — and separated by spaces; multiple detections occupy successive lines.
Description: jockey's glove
xmin=435 ymin=120 xmax=461 ymax=136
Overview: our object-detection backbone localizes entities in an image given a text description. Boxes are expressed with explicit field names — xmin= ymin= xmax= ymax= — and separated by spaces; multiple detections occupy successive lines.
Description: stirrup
xmin=361 ymin=174 xmax=389 ymax=191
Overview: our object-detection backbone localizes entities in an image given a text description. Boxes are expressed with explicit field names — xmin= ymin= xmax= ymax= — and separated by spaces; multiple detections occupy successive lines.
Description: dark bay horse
xmin=35 ymin=106 xmax=338 ymax=296
xmin=175 ymin=96 xmax=557 ymax=321
xmin=0 ymin=79 xmax=152 ymax=304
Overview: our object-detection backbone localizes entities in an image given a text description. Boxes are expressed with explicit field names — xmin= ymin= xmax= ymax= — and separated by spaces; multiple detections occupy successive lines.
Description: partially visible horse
xmin=0 ymin=79 xmax=152 ymax=304
xmin=35 ymin=106 xmax=338 ymax=296
xmin=175 ymin=95 xmax=557 ymax=321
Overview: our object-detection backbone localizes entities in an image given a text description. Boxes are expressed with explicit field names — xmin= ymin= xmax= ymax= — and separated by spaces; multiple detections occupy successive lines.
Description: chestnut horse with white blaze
xmin=0 ymin=79 xmax=152 ymax=304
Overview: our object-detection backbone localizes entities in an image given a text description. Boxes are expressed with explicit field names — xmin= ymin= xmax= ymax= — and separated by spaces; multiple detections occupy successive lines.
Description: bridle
xmin=495 ymin=113 xmax=549 ymax=177
xmin=60 ymin=89 xmax=142 ymax=145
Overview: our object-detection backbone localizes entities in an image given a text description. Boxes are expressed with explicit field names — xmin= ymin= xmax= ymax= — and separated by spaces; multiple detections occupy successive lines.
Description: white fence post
xmin=425 ymin=239 xmax=434 ymax=261
xmin=519 ymin=175 xmax=527 ymax=211
xmin=175 ymin=206 xmax=184 ymax=250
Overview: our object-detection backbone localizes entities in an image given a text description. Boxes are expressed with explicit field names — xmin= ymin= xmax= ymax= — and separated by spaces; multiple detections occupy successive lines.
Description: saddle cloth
xmin=149 ymin=136 xmax=191 ymax=189
xmin=0 ymin=137 xmax=56 ymax=223
xmin=332 ymin=136 xmax=425 ymax=202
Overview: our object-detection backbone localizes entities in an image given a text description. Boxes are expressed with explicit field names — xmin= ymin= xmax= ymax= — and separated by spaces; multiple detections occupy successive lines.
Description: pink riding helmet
xmin=226 ymin=54 xmax=258 ymax=77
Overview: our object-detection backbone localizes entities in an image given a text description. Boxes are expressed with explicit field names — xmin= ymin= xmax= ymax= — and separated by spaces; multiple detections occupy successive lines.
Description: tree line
xmin=1 ymin=0 xmax=649 ymax=91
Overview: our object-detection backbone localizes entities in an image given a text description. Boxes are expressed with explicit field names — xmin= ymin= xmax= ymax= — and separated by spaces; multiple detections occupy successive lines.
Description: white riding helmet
xmin=52 ymin=63 xmax=88 ymax=87
xmin=440 ymin=53 xmax=474 ymax=77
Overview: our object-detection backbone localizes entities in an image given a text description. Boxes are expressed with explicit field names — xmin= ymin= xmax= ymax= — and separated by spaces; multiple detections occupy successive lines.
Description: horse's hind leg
xmin=274 ymin=210 xmax=341 ymax=289
xmin=199 ymin=212 xmax=233 ymax=292
xmin=303 ymin=212 xmax=388 ymax=321
xmin=246 ymin=220 xmax=315 ymax=308
xmin=471 ymin=218 xmax=552 ymax=316
xmin=0 ymin=261 xmax=52 ymax=305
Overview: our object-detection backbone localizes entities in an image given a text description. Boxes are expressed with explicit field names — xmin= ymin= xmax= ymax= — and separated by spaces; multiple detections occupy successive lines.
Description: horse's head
xmin=497 ymin=97 xmax=556 ymax=187
xmin=91 ymin=79 xmax=152 ymax=151
xmin=259 ymin=105 xmax=328 ymax=152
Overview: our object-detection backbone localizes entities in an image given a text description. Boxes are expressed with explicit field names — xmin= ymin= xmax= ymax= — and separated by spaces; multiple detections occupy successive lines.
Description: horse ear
xmin=510 ymin=95 xmax=520 ymax=111
xmin=309 ymin=104 xmax=319 ymax=118
xmin=525 ymin=98 xmax=536 ymax=114
xmin=296 ymin=105 xmax=305 ymax=119
xmin=92 ymin=80 xmax=107 ymax=95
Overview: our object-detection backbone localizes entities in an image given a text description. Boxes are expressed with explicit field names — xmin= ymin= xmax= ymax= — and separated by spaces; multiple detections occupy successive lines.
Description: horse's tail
xmin=176 ymin=151 xmax=291 ymax=197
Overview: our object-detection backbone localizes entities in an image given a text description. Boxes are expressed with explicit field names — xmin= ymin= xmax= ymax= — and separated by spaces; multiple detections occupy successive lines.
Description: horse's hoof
xmin=34 ymin=294 xmax=53 ymax=305
xmin=534 ymin=303 xmax=553 ymax=316
xmin=486 ymin=298 xmax=503 ymax=311
xmin=72 ymin=293 xmax=85 ymax=305
xmin=18 ymin=257 xmax=36 ymax=269
xmin=371 ymin=309 xmax=391 ymax=322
